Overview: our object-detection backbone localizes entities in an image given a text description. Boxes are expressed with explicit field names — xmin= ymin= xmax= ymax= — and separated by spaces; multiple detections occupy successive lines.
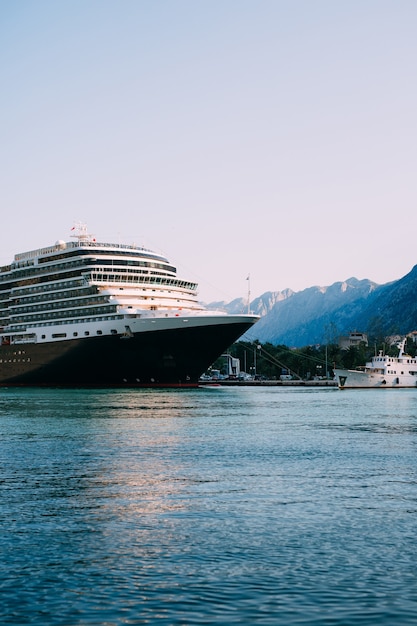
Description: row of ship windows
xmin=3 ymin=269 xmax=91 ymax=289
xmin=3 ymin=271 xmax=195 ymax=294
xmin=2 ymin=328 xmax=123 ymax=352
xmin=4 ymin=259 xmax=90 ymax=279
xmin=10 ymin=293 xmax=193 ymax=316
xmin=11 ymin=296 xmax=108 ymax=314
xmin=8 ymin=280 xmax=188 ymax=303
xmin=11 ymin=287 xmax=98 ymax=305
xmin=88 ymin=273 xmax=197 ymax=290
xmin=46 ymin=329 xmax=118 ymax=339
xmin=1 ymin=266 xmax=157 ymax=290
xmin=9 ymin=305 xmax=118 ymax=324
xmin=8 ymin=259 xmax=176 ymax=279
xmin=22 ymin=315 xmax=124 ymax=329
xmin=0 ymin=268 xmax=193 ymax=296
xmin=5 ymin=315 xmax=124 ymax=332
xmin=3 ymin=276 xmax=196 ymax=299
xmin=0 ymin=358 xmax=31 ymax=363
xmin=37 ymin=252 xmax=174 ymax=273
xmin=11 ymin=279 xmax=86 ymax=297
xmin=0 ymin=298 xmax=182 ymax=327
xmin=9 ymin=286 xmax=191 ymax=308
xmin=1 ymin=294 xmax=191 ymax=325
xmin=8 ymin=292 xmax=194 ymax=319
xmin=377 ymin=358 xmax=417 ymax=364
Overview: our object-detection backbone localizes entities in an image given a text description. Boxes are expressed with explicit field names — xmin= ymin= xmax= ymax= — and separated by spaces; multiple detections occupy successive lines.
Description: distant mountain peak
xmin=214 ymin=271 xmax=415 ymax=346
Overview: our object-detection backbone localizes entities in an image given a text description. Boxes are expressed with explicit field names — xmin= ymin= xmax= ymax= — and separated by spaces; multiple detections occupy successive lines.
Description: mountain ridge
xmin=207 ymin=266 xmax=417 ymax=347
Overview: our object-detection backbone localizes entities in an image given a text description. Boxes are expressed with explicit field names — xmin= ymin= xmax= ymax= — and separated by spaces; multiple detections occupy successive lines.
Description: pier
xmin=199 ymin=378 xmax=337 ymax=387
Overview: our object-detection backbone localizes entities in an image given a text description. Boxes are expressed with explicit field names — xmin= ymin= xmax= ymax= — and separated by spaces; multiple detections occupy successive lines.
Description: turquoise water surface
xmin=1 ymin=386 xmax=417 ymax=625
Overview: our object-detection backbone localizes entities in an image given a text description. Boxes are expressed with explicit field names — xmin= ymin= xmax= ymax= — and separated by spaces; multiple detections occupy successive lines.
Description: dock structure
xmin=199 ymin=379 xmax=337 ymax=387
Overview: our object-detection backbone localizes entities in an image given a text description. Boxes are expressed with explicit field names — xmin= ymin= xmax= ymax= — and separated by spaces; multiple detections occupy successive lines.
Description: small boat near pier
xmin=334 ymin=339 xmax=417 ymax=389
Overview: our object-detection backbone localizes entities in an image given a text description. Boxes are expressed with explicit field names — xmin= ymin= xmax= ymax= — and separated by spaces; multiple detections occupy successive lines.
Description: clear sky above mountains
xmin=1 ymin=0 xmax=416 ymax=302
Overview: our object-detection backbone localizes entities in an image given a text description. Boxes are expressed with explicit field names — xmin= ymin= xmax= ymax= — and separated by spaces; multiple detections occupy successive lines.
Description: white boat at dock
xmin=334 ymin=338 xmax=417 ymax=388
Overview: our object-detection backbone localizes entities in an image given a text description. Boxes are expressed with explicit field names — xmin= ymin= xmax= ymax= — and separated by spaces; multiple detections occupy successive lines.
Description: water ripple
xmin=1 ymin=387 xmax=417 ymax=624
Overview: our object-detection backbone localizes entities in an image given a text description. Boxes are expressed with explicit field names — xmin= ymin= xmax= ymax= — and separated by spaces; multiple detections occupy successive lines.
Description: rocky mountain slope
xmin=208 ymin=265 xmax=417 ymax=347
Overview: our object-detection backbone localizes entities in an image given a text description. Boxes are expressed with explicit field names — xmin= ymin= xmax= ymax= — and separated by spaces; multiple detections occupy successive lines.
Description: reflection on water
xmin=1 ymin=387 xmax=417 ymax=624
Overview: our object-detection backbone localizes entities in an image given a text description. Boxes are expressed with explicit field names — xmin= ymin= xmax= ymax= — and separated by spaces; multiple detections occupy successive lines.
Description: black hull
xmin=0 ymin=321 xmax=254 ymax=387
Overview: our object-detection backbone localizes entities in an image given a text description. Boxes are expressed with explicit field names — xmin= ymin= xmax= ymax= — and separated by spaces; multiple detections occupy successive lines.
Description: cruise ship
xmin=0 ymin=224 xmax=259 ymax=386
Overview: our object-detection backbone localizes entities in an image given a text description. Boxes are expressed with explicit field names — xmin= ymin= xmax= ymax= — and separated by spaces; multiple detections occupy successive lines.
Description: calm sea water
xmin=1 ymin=386 xmax=417 ymax=625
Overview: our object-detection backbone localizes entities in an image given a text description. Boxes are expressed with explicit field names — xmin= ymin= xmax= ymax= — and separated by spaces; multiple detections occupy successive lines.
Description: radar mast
xmin=71 ymin=222 xmax=95 ymax=243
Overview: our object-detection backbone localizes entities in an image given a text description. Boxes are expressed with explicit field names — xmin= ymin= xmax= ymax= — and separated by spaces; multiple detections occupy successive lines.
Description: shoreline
xmin=199 ymin=379 xmax=337 ymax=387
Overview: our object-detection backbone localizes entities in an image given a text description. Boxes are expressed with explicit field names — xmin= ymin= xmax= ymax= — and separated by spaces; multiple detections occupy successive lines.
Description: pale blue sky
xmin=1 ymin=0 xmax=416 ymax=302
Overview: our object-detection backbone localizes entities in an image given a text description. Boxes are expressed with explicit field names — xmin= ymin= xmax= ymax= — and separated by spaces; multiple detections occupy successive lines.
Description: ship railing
xmin=13 ymin=240 xmax=166 ymax=263
xmin=74 ymin=240 xmax=167 ymax=262
xmin=15 ymin=244 xmax=65 ymax=262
